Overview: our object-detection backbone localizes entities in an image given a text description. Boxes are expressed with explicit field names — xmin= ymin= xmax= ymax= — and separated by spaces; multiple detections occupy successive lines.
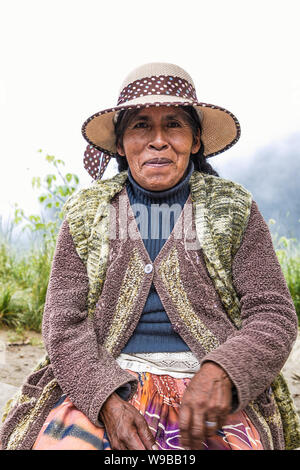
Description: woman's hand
xmin=179 ymin=361 xmax=233 ymax=450
xmin=99 ymin=392 xmax=158 ymax=450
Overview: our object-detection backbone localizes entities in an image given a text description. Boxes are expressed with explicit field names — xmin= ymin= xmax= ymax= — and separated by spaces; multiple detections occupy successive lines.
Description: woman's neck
xmin=127 ymin=160 xmax=194 ymax=205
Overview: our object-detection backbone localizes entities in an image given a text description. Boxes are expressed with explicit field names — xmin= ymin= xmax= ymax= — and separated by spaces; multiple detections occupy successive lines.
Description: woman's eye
xmin=168 ymin=121 xmax=181 ymax=127
xmin=133 ymin=122 xmax=148 ymax=129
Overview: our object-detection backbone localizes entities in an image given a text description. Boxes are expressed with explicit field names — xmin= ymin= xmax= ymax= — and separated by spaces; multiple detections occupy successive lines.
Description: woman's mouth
xmin=144 ymin=158 xmax=172 ymax=167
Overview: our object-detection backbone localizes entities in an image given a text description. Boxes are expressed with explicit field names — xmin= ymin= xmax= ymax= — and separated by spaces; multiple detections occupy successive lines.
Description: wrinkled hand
xmin=179 ymin=361 xmax=233 ymax=450
xmin=99 ymin=392 xmax=158 ymax=450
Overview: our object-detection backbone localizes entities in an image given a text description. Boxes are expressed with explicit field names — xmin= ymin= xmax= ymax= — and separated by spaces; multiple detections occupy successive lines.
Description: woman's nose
xmin=148 ymin=127 xmax=169 ymax=151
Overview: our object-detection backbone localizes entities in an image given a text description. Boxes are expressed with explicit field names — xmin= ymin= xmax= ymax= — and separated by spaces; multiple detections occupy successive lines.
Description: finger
xmin=104 ymin=409 xmax=147 ymax=450
xmin=135 ymin=414 xmax=157 ymax=450
xmin=124 ymin=427 xmax=148 ymax=450
xmin=189 ymin=411 xmax=205 ymax=450
xmin=204 ymin=380 xmax=221 ymax=437
xmin=217 ymin=379 xmax=232 ymax=429
xmin=117 ymin=441 xmax=127 ymax=450
xmin=180 ymin=377 xmax=214 ymax=449
xmin=206 ymin=379 xmax=230 ymax=434
xmin=106 ymin=431 xmax=127 ymax=450
xmin=179 ymin=404 xmax=192 ymax=450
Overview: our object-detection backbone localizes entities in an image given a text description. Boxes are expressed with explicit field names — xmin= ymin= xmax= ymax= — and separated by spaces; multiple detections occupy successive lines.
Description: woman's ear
xmin=191 ymin=128 xmax=201 ymax=155
xmin=116 ymin=142 xmax=126 ymax=157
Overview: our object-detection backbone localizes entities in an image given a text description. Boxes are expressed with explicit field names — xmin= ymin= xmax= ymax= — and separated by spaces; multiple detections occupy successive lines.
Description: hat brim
xmin=81 ymin=97 xmax=241 ymax=158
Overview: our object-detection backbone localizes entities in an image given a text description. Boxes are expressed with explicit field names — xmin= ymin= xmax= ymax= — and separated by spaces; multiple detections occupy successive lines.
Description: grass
xmin=274 ymin=236 xmax=300 ymax=320
xmin=0 ymin=233 xmax=55 ymax=332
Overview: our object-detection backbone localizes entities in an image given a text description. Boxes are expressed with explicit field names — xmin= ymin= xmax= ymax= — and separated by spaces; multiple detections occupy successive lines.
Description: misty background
xmin=216 ymin=132 xmax=300 ymax=241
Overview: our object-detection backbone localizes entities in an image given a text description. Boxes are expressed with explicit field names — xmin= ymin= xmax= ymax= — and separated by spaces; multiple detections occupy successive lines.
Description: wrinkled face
xmin=116 ymin=106 xmax=200 ymax=191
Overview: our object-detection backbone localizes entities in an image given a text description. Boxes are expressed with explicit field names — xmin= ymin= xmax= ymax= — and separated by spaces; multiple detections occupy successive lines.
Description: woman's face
xmin=116 ymin=106 xmax=200 ymax=191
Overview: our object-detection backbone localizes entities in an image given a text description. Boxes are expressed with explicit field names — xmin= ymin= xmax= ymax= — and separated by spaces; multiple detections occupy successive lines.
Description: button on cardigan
xmin=122 ymin=160 xmax=194 ymax=354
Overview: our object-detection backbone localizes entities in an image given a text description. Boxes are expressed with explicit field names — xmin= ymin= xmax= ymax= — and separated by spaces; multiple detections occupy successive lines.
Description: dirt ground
xmin=0 ymin=327 xmax=300 ymax=417
xmin=0 ymin=328 xmax=46 ymax=387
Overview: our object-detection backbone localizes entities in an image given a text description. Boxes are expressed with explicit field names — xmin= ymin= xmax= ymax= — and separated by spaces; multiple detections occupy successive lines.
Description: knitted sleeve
xmin=200 ymin=200 xmax=298 ymax=412
xmin=42 ymin=218 xmax=138 ymax=426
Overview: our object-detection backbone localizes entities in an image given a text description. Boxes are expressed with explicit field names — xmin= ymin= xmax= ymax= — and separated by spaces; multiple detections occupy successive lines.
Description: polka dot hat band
xmin=82 ymin=62 xmax=241 ymax=180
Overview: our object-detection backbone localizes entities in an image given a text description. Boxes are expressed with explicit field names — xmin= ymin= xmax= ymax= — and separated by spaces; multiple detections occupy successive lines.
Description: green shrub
xmin=274 ymin=236 xmax=300 ymax=323
xmin=0 ymin=238 xmax=54 ymax=331
xmin=0 ymin=151 xmax=79 ymax=332
xmin=0 ymin=285 xmax=20 ymax=328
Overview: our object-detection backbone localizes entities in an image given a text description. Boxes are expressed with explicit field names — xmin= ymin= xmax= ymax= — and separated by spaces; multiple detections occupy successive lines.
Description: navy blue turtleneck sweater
xmin=121 ymin=161 xmax=195 ymax=354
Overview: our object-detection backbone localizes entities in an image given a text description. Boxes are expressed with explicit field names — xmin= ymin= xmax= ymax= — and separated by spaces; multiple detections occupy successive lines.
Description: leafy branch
xmin=13 ymin=150 xmax=80 ymax=242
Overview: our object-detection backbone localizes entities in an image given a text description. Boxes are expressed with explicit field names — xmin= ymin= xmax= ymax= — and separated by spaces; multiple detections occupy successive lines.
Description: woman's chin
xmin=138 ymin=167 xmax=180 ymax=191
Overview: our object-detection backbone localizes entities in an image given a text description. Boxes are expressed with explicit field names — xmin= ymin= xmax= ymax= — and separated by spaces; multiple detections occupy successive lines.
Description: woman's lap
xmin=32 ymin=370 xmax=263 ymax=450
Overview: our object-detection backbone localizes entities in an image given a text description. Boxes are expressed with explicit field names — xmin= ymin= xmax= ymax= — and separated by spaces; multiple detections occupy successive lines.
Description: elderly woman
xmin=1 ymin=63 xmax=300 ymax=451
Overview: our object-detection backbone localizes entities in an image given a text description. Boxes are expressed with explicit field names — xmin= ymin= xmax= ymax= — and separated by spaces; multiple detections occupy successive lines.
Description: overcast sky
xmin=0 ymin=0 xmax=299 ymax=219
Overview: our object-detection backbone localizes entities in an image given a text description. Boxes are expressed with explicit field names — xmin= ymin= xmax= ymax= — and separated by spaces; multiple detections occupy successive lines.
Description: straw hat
xmin=82 ymin=62 xmax=241 ymax=179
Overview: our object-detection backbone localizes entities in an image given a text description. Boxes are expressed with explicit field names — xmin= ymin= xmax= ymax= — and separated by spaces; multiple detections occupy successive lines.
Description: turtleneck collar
xmin=127 ymin=160 xmax=194 ymax=205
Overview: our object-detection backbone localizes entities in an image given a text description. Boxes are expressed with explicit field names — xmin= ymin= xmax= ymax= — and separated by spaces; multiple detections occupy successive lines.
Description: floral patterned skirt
xmin=32 ymin=370 xmax=264 ymax=450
